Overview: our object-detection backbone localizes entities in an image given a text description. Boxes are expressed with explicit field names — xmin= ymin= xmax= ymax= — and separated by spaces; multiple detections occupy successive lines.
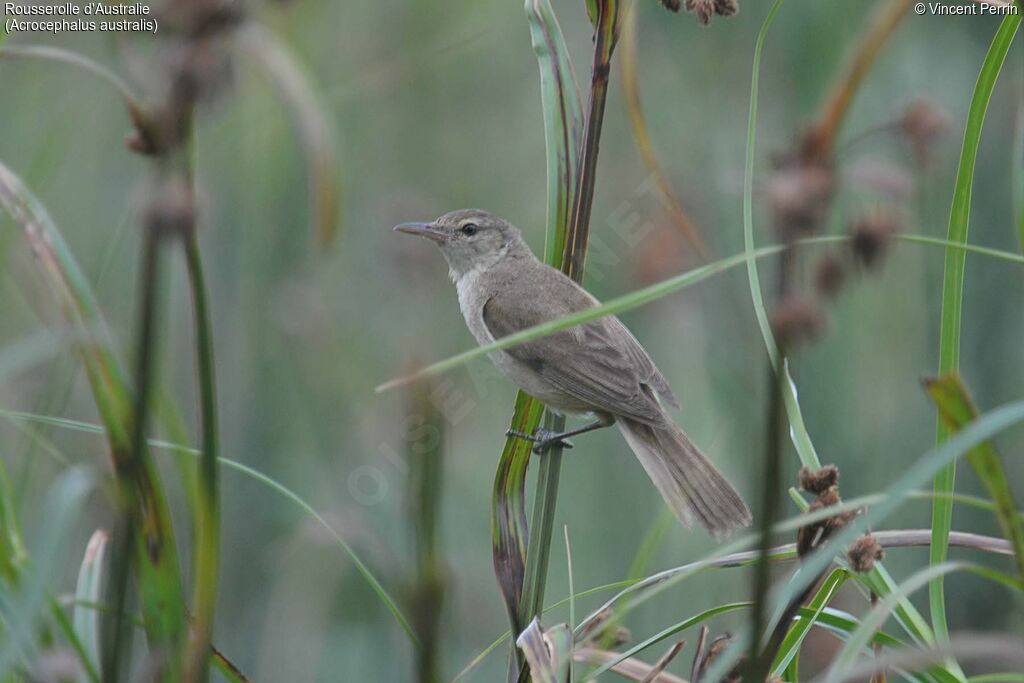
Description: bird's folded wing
xmin=482 ymin=285 xmax=677 ymax=424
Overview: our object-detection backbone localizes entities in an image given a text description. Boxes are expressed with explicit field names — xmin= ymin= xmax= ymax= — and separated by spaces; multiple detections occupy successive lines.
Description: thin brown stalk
xmin=620 ymin=5 xmax=707 ymax=258
xmin=803 ymin=0 xmax=914 ymax=161
xmin=575 ymin=647 xmax=689 ymax=683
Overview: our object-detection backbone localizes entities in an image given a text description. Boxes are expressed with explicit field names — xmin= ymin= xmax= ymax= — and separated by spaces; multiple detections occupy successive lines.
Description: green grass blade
xmin=0 ymin=162 xmax=187 ymax=667
xmin=526 ymin=0 xmax=583 ymax=262
xmin=826 ymin=562 xmax=1022 ymax=683
xmin=689 ymin=400 xmax=1024 ymax=683
xmin=740 ymin=0 xmax=825 ymax=471
xmin=771 ymin=568 xmax=848 ymax=675
xmin=0 ymin=408 xmax=423 ymax=651
xmin=927 ymin=374 xmax=1024 ymax=581
xmin=930 ymin=9 xmax=1021 ymax=652
xmin=495 ymin=2 xmax=587 ymax=662
xmin=375 ymin=233 xmax=1023 ymax=394
xmin=589 ymin=602 xmax=751 ymax=679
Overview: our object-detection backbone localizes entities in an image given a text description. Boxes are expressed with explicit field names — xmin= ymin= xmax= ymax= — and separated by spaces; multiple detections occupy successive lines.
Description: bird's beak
xmin=393 ymin=222 xmax=450 ymax=243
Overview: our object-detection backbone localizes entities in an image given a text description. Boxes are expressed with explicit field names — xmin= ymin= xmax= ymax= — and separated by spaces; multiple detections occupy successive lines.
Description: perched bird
xmin=395 ymin=209 xmax=751 ymax=536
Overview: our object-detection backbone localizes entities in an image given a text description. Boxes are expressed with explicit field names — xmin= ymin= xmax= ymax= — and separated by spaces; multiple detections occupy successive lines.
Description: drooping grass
xmin=0 ymin=161 xmax=188 ymax=681
xmin=0 ymin=408 xmax=422 ymax=651
xmin=930 ymin=8 xmax=1021 ymax=652
xmin=696 ymin=399 xmax=1024 ymax=683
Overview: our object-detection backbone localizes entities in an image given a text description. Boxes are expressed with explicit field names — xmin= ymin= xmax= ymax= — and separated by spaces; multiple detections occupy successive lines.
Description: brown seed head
xmin=900 ymin=98 xmax=950 ymax=165
xmin=685 ymin=0 xmax=716 ymax=24
xmin=814 ymin=253 xmax=847 ymax=299
xmin=766 ymin=164 xmax=836 ymax=240
xmin=770 ymin=295 xmax=827 ymax=347
xmin=851 ymin=210 xmax=902 ymax=270
xmin=714 ymin=0 xmax=739 ymax=17
xmin=799 ymin=465 xmax=840 ymax=495
xmin=660 ymin=0 xmax=683 ymax=11
xmin=848 ymin=534 xmax=885 ymax=573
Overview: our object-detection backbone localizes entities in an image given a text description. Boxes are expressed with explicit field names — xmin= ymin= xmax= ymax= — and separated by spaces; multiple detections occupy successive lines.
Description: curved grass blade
xmin=0 ymin=162 xmax=187 ymax=667
xmin=240 ymin=25 xmax=342 ymax=247
xmin=698 ymin=400 xmax=1024 ymax=683
xmin=771 ymin=568 xmax=848 ymax=676
xmin=588 ymin=602 xmax=750 ymax=679
xmin=927 ymin=374 xmax=1024 ymax=581
xmin=826 ymin=561 xmax=1023 ymax=683
xmin=375 ymin=233 xmax=1023 ymax=393
xmin=930 ymin=9 xmax=1020 ymax=651
xmin=73 ymin=530 xmax=109 ymax=683
xmin=740 ymin=0 xmax=823 ymax=470
xmin=0 ymin=45 xmax=144 ymax=116
xmin=0 ymin=409 xmax=422 ymax=650
xmin=619 ymin=4 xmax=706 ymax=258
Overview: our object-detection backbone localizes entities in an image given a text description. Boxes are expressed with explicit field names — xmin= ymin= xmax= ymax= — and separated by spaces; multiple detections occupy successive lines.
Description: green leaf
xmin=927 ymin=374 xmax=1024 ymax=581
xmin=693 ymin=399 xmax=1024 ymax=683
xmin=771 ymin=568 xmax=848 ymax=676
xmin=588 ymin=603 xmax=751 ymax=679
xmin=930 ymin=9 xmax=1021 ymax=651
xmin=0 ymin=162 xmax=187 ymax=668
xmin=0 ymin=408 xmax=423 ymax=651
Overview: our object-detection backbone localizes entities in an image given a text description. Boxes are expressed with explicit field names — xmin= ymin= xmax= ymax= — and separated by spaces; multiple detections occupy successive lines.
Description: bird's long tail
xmin=617 ymin=417 xmax=751 ymax=537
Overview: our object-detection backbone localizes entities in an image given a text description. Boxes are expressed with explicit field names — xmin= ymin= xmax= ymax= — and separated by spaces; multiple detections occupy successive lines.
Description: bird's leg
xmin=505 ymin=416 xmax=613 ymax=454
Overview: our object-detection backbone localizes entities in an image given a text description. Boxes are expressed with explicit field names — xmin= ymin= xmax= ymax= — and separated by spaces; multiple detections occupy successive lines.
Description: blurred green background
xmin=1 ymin=1 xmax=1023 ymax=680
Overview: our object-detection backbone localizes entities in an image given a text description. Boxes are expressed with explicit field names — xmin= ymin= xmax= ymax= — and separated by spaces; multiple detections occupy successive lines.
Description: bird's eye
xmin=460 ymin=223 xmax=478 ymax=236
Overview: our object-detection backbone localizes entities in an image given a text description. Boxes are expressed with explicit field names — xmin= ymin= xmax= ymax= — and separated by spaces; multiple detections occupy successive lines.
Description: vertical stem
xmin=106 ymin=225 xmax=167 ymax=682
xmin=408 ymin=378 xmax=445 ymax=683
xmin=183 ymin=225 xmax=220 ymax=683
xmin=744 ymin=336 xmax=786 ymax=681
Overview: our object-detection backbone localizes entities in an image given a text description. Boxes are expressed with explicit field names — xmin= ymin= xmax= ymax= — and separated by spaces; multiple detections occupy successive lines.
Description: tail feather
xmin=618 ymin=417 xmax=751 ymax=537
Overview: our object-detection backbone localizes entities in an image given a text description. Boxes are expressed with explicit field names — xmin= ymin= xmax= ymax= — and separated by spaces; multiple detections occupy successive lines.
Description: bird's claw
xmin=505 ymin=428 xmax=573 ymax=453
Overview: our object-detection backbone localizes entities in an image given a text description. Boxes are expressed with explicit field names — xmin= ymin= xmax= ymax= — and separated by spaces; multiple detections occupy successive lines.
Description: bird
xmin=394 ymin=208 xmax=751 ymax=536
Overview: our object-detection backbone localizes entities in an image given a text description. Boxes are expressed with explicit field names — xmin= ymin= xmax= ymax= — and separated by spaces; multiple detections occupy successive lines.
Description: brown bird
xmin=395 ymin=209 xmax=751 ymax=536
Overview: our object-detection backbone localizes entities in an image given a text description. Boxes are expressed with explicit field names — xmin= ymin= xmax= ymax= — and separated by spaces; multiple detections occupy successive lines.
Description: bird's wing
xmin=481 ymin=266 xmax=679 ymax=423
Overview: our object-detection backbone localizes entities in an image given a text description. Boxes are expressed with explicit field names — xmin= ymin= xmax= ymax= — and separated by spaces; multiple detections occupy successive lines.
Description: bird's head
xmin=394 ymin=209 xmax=528 ymax=280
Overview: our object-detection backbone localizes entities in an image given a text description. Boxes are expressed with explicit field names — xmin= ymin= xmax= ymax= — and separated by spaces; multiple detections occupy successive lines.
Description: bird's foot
xmin=505 ymin=428 xmax=574 ymax=454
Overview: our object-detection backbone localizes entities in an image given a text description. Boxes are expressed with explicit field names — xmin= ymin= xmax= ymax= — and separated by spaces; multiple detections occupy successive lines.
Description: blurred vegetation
xmin=1 ymin=0 xmax=1023 ymax=681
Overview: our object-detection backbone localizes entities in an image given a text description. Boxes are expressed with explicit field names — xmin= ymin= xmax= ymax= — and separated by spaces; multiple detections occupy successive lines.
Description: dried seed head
xmin=900 ymin=98 xmax=950 ymax=165
xmin=814 ymin=253 xmax=847 ymax=299
xmin=660 ymin=0 xmax=683 ymax=11
xmin=684 ymin=0 xmax=738 ymax=24
xmin=845 ymin=158 xmax=915 ymax=199
xmin=797 ymin=465 xmax=859 ymax=557
xmin=145 ymin=178 xmax=196 ymax=238
xmin=770 ymin=295 xmax=827 ymax=347
xmin=697 ymin=634 xmax=742 ymax=681
xmin=848 ymin=534 xmax=885 ymax=573
xmin=714 ymin=0 xmax=739 ymax=17
xmin=685 ymin=0 xmax=716 ymax=24
xmin=851 ymin=210 xmax=902 ymax=270
xmin=799 ymin=465 xmax=840 ymax=495
xmin=766 ymin=165 xmax=836 ymax=240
